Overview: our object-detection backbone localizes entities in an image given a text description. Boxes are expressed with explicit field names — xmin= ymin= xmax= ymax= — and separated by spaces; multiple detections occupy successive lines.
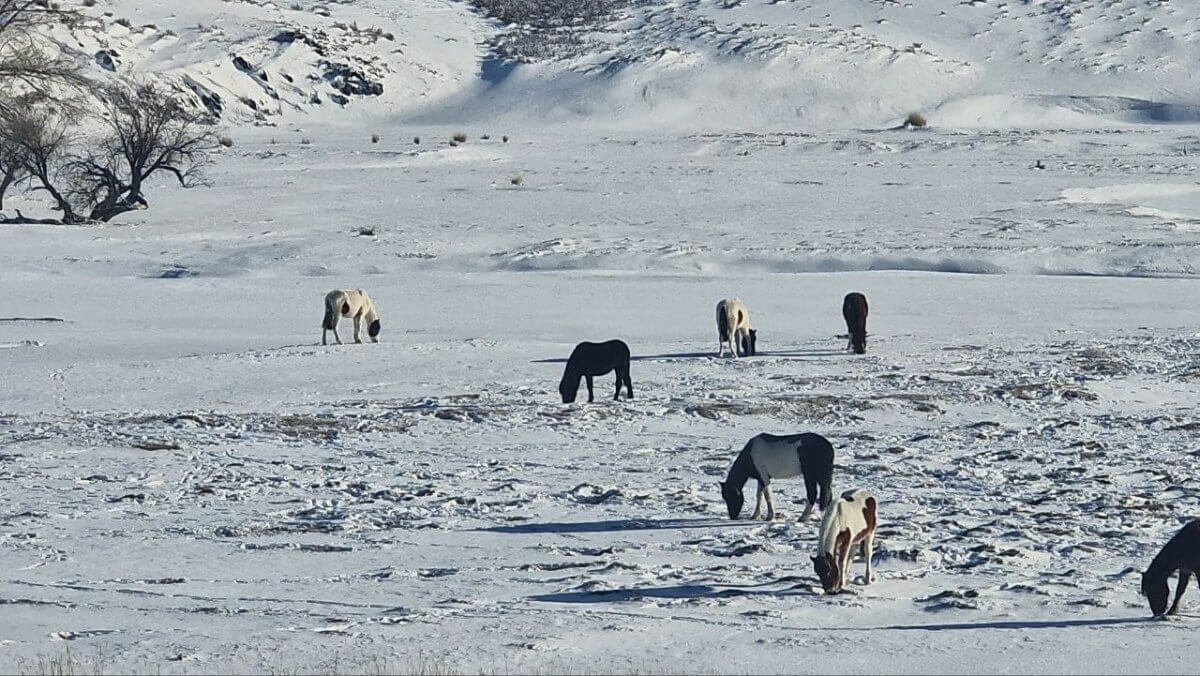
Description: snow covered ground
xmin=4 ymin=0 xmax=1200 ymax=673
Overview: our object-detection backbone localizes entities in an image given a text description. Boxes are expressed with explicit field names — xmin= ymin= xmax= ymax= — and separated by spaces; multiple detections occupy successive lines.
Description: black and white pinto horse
xmin=1142 ymin=519 xmax=1200 ymax=617
xmin=842 ymin=292 xmax=868 ymax=355
xmin=559 ymin=340 xmax=634 ymax=403
xmin=719 ymin=432 xmax=834 ymax=521
xmin=812 ymin=488 xmax=878 ymax=594
xmin=716 ymin=298 xmax=757 ymax=358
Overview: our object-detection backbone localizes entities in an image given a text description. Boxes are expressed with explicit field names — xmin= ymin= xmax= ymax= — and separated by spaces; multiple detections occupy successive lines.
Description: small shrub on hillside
xmin=114 ymin=16 xmax=131 ymax=27
xmin=510 ymin=174 xmax=523 ymax=186
xmin=371 ymin=133 xmax=380 ymax=144
xmin=355 ymin=225 xmax=378 ymax=237
xmin=300 ymin=137 xmax=312 ymax=145
xmin=502 ymin=135 xmax=509 ymax=143
xmin=82 ymin=0 xmax=97 ymax=6
xmin=413 ymin=136 xmax=420 ymax=144
xmin=905 ymin=112 xmax=927 ymax=128
xmin=452 ymin=132 xmax=467 ymax=143
xmin=481 ymin=134 xmax=490 ymax=140
xmin=449 ymin=140 xmax=459 ymax=147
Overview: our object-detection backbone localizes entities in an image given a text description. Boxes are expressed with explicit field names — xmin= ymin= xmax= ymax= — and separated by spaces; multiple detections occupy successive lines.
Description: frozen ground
xmin=3 ymin=123 xmax=1200 ymax=674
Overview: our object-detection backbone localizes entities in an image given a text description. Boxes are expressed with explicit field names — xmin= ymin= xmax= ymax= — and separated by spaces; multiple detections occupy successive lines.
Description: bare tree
xmin=68 ymin=81 xmax=222 ymax=222
xmin=0 ymin=93 xmax=80 ymax=222
xmin=0 ymin=0 xmax=87 ymax=106
xmin=0 ymin=128 xmax=28 ymax=210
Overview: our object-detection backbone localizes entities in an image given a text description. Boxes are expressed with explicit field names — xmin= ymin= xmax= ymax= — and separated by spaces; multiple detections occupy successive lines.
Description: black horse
xmin=1142 ymin=519 xmax=1200 ymax=617
xmin=559 ymin=340 xmax=633 ymax=403
xmin=842 ymin=292 xmax=869 ymax=355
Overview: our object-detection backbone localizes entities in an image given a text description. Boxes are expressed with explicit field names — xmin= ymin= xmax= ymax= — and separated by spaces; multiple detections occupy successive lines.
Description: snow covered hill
xmin=70 ymin=0 xmax=1200 ymax=130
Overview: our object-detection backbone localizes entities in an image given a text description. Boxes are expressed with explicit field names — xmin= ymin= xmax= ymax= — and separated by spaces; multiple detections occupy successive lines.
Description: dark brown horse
xmin=1142 ymin=519 xmax=1200 ymax=617
xmin=842 ymin=292 xmax=868 ymax=355
xmin=559 ymin=340 xmax=633 ymax=403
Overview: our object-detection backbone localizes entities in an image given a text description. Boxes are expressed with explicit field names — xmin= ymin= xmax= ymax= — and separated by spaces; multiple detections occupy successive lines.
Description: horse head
xmin=812 ymin=553 xmax=839 ymax=594
xmin=719 ymin=480 xmax=743 ymax=520
xmin=1142 ymin=570 xmax=1169 ymax=617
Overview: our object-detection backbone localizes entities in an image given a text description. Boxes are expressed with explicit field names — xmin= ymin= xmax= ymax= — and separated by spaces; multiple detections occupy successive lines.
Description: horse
xmin=718 ymin=432 xmax=833 ymax=521
xmin=1142 ymin=519 xmax=1200 ymax=617
xmin=322 ymin=289 xmax=381 ymax=345
xmin=716 ymin=298 xmax=756 ymax=358
xmin=842 ymin=292 xmax=868 ymax=354
xmin=811 ymin=488 xmax=878 ymax=594
xmin=559 ymin=340 xmax=633 ymax=403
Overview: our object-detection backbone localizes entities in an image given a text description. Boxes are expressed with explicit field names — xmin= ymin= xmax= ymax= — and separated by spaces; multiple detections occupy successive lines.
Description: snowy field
xmin=3 ymin=123 xmax=1200 ymax=674
xmin=5 ymin=0 xmax=1200 ymax=671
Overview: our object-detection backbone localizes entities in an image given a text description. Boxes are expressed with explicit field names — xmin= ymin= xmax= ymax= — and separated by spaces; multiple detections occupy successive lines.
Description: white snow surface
xmin=4 ymin=0 xmax=1200 ymax=674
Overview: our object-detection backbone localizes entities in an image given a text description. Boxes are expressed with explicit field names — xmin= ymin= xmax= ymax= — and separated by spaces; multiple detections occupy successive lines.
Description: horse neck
xmin=1148 ymin=539 xmax=1184 ymax=578
xmin=817 ymin=507 xmax=846 ymax=554
xmin=724 ymin=449 xmax=754 ymax=490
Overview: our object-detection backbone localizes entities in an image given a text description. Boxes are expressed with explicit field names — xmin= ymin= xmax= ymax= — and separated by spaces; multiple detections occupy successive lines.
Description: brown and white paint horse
xmin=811 ymin=488 xmax=877 ymax=594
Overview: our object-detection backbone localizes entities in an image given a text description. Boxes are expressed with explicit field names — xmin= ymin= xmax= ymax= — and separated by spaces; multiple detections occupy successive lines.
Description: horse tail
xmin=322 ymin=299 xmax=336 ymax=329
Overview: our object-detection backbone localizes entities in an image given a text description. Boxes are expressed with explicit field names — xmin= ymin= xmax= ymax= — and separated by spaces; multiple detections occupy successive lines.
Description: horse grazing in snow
xmin=842 ymin=292 xmax=868 ymax=355
xmin=1142 ymin=519 xmax=1200 ymax=617
xmin=716 ymin=298 xmax=756 ymax=358
xmin=812 ymin=488 xmax=877 ymax=594
xmin=559 ymin=340 xmax=633 ymax=404
xmin=322 ymin=289 xmax=381 ymax=345
xmin=719 ymin=432 xmax=834 ymax=522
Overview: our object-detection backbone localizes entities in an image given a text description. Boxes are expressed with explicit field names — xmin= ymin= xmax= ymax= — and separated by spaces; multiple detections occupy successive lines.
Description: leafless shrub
xmin=448 ymin=140 xmax=458 ymax=147
xmin=371 ymin=133 xmax=380 ymax=144
xmin=413 ymin=136 xmax=420 ymax=144
xmin=218 ymin=135 xmax=234 ymax=147
xmin=905 ymin=111 xmax=927 ymax=128
xmin=502 ymin=135 xmax=509 ymax=143
xmin=300 ymin=137 xmax=312 ymax=145
xmin=481 ymin=133 xmax=490 ymax=140
xmin=510 ymin=174 xmax=522 ymax=186
xmin=113 ymin=16 xmax=130 ymax=28
xmin=452 ymin=132 xmax=467 ymax=143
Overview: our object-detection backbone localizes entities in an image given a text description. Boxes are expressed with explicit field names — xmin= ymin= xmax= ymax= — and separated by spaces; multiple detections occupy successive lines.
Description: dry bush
xmin=218 ymin=135 xmax=234 ymax=147
xmin=510 ymin=174 xmax=522 ymax=186
xmin=371 ymin=133 xmax=380 ymax=144
xmin=413 ymin=136 xmax=420 ymax=144
xmin=300 ymin=137 xmax=312 ymax=145
xmin=905 ymin=111 xmax=927 ymax=128
xmin=452 ymin=132 xmax=467 ymax=143
xmin=502 ymin=135 xmax=509 ymax=143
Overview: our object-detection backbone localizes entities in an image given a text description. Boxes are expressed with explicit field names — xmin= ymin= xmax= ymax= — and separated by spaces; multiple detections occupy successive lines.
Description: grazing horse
xmin=322 ymin=289 xmax=381 ymax=345
xmin=559 ymin=340 xmax=633 ymax=403
xmin=716 ymin=298 xmax=756 ymax=358
xmin=812 ymin=488 xmax=878 ymax=594
xmin=1142 ymin=519 xmax=1200 ymax=617
xmin=719 ymin=432 xmax=834 ymax=521
xmin=842 ymin=292 xmax=868 ymax=355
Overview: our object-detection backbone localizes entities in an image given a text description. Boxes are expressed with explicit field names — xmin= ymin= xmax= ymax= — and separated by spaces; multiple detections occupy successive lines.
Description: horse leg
xmin=353 ymin=314 xmax=363 ymax=343
xmin=322 ymin=328 xmax=328 ymax=346
xmin=863 ymin=533 xmax=875 ymax=585
xmin=749 ymin=482 xmax=764 ymax=520
xmin=800 ymin=471 xmax=819 ymax=521
xmin=332 ymin=323 xmax=342 ymax=345
xmin=613 ymin=372 xmax=622 ymax=401
xmin=764 ymin=484 xmax=778 ymax=521
xmin=585 ymin=375 xmax=595 ymax=403
xmin=1168 ymin=569 xmax=1192 ymax=615
xmin=621 ymin=363 xmax=633 ymax=399
xmin=838 ymin=540 xmax=852 ymax=592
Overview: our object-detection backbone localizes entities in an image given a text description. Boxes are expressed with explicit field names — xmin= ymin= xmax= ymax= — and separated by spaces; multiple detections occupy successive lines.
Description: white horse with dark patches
xmin=716 ymin=298 xmax=756 ymax=358
xmin=719 ymin=432 xmax=833 ymax=521
xmin=811 ymin=488 xmax=877 ymax=594
xmin=322 ymin=289 xmax=381 ymax=345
